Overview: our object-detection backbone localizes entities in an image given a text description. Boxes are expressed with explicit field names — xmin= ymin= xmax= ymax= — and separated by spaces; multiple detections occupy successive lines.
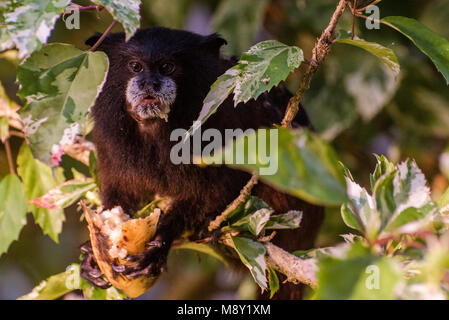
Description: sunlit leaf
xmin=95 ymin=0 xmax=141 ymax=40
xmin=230 ymin=235 xmax=267 ymax=291
xmin=17 ymin=43 xmax=108 ymax=163
xmin=233 ymin=40 xmax=303 ymax=103
xmin=3 ymin=0 xmax=70 ymax=58
xmin=335 ymin=30 xmax=400 ymax=77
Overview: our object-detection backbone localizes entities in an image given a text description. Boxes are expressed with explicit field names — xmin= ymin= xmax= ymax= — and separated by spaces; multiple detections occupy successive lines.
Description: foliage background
xmin=1 ymin=0 xmax=449 ymax=299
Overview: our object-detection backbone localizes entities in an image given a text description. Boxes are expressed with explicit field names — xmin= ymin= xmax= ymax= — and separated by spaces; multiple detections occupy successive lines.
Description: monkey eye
xmin=160 ymin=63 xmax=175 ymax=75
xmin=129 ymin=61 xmax=143 ymax=73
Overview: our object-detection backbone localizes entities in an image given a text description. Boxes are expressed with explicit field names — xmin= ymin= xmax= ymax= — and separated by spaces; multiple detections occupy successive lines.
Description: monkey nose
xmin=151 ymin=79 xmax=161 ymax=91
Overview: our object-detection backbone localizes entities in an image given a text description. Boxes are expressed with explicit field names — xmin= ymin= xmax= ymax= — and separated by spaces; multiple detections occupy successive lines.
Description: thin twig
xmin=281 ymin=0 xmax=347 ymax=128
xmin=357 ymin=0 xmax=381 ymax=12
xmin=70 ymin=3 xmax=104 ymax=12
xmin=89 ymin=20 xmax=118 ymax=52
xmin=354 ymin=12 xmax=382 ymax=25
xmin=4 ymin=138 xmax=15 ymax=175
xmin=208 ymin=174 xmax=258 ymax=231
xmin=351 ymin=0 xmax=357 ymax=39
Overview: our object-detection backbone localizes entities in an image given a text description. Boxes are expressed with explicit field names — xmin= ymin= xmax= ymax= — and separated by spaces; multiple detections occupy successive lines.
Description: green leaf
xmin=315 ymin=243 xmax=402 ymax=300
xmin=18 ymin=264 xmax=80 ymax=300
xmin=17 ymin=43 xmax=109 ymax=163
xmin=186 ymin=66 xmax=239 ymax=138
xmin=335 ymin=30 xmax=400 ymax=77
xmin=3 ymin=0 xmax=70 ymax=58
xmin=248 ymin=208 xmax=272 ymax=236
xmin=174 ymin=242 xmax=229 ymax=267
xmin=230 ymin=235 xmax=267 ymax=291
xmin=17 ymin=143 xmax=65 ymax=242
xmin=233 ymin=40 xmax=303 ymax=103
xmin=208 ymin=128 xmax=347 ymax=206
xmin=370 ymin=154 xmax=395 ymax=190
xmin=95 ymin=0 xmax=141 ymax=40
xmin=188 ymin=40 xmax=303 ymax=137
xmin=342 ymin=172 xmax=379 ymax=237
xmin=265 ymin=210 xmax=303 ymax=230
xmin=382 ymin=16 xmax=449 ymax=84
xmin=19 ymin=264 xmax=125 ymax=300
xmin=30 ymin=176 xmax=96 ymax=211
xmin=374 ymin=159 xmax=433 ymax=232
xmin=212 ymin=0 xmax=268 ymax=55
xmin=268 ymin=267 xmax=279 ymax=299
xmin=0 ymin=174 xmax=28 ymax=256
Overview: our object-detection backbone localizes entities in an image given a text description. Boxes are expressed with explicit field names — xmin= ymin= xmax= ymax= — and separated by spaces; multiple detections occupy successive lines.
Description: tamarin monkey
xmin=82 ymin=27 xmax=324 ymax=299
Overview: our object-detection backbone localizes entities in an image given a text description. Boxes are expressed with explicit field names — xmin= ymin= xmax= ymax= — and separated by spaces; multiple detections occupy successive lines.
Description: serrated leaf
xmin=0 ymin=174 xmax=28 ymax=256
xmin=248 ymin=208 xmax=272 ymax=236
xmin=17 ymin=43 xmax=108 ymax=163
xmin=382 ymin=16 xmax=449 ymax=84
xmin=17 ymin=143 xmax=65 ymax=242
xmin=95 ymin=0 xmax=141 ymax=40
xmin=343 ymin=175 xmax=379 ymax=237
xmin=3 ymin=0 xmax=70 ymax=58
xmin=234 ymin=40 xmax=303 ymax=103
xmin=374 ymin=159 xmax=433 ymax=232
xmin=230 ymin=235 xmax=267 ymax=291
xmin=265 ymin=210 xmax=303 ymax=230
xmin=335 ymin=30 xmax=400 ymax=77
xmin=370 ymin=154 xmax=395 ymax=190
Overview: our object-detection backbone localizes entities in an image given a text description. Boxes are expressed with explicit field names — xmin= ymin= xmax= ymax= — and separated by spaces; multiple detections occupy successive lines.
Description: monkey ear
xmin=201 ymin=33 xmax=227 ymax=56
xmin=85 ymin=32 xmax=124 ymax=53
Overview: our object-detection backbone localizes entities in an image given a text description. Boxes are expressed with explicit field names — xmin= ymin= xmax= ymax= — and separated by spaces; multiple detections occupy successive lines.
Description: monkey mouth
xmin=133 ymin=95 xmax=170 ymax=121
xmin=139 ymin=95 xmax=162 ymax=108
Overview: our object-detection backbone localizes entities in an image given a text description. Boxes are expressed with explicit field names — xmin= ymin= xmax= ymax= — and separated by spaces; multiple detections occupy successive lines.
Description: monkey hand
xmin=80 ymin=241 xmax=111 ymax=289
xmin=114 ymin=234 xmax=170 ymax=278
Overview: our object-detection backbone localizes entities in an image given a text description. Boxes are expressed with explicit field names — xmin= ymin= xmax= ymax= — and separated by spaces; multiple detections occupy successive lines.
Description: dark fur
xmin=86 ymin=27 xmax=324 ymax=299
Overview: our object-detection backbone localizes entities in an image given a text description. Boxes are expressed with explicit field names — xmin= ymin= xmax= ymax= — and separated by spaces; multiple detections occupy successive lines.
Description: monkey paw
xmin=113 ymin=235 xmax=169 ymax=279
xmin=80 ymin=241 xmax=111 ymax=289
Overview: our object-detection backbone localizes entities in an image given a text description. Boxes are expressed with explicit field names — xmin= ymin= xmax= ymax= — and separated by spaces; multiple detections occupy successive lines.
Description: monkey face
xmin=125 ymin=61 xmax=177 ymax=122
xmin=86 ymin=27 xmax=227 ymax=125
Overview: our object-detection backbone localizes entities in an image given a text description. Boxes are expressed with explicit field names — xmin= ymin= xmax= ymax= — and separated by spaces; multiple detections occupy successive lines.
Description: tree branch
xmin=220 ymin=235 xmax=318 ymax=288
xmin=281 ymin=0 xmax=347 ymax=127
xmin=264 ymin=242 xmax=318 ymax=288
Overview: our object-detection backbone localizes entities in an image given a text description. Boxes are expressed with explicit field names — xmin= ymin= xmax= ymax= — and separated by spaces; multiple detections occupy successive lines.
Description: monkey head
xmin=86 ymin=27 xmax=227 ymax=126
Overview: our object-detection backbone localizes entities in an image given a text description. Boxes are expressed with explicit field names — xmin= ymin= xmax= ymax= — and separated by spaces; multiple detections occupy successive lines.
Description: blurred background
xmin=1 ymin=0 xmax=449 ymax=299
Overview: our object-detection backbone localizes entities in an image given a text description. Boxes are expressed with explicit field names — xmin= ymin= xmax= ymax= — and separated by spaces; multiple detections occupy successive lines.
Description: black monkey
xmin=82 ymin=27 xmax=324 ymax=299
